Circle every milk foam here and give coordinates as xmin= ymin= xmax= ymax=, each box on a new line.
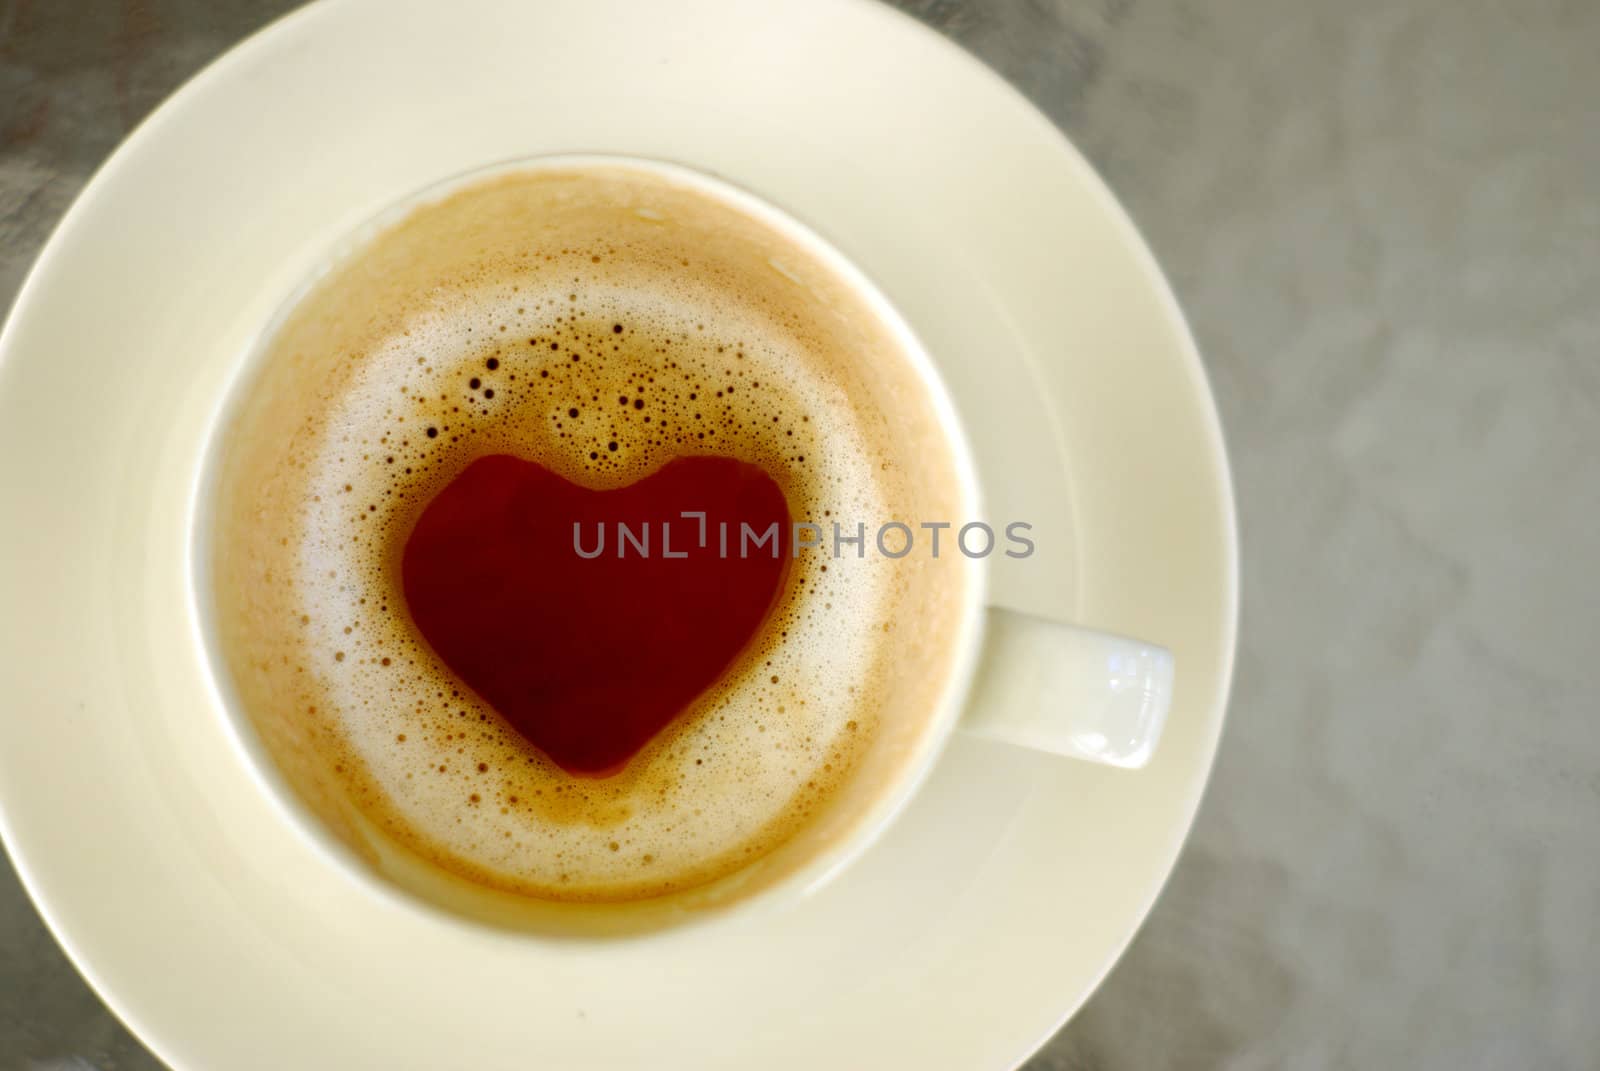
xmin=210 ymin=164 xmax=967 ymax=902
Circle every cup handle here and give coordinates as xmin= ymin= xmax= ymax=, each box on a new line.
xmin=957 ymin=607 xmax=1174 ymax=769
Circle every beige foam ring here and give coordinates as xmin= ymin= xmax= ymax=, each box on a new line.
xmin=210 ymin=164 xmax=967 ymax=903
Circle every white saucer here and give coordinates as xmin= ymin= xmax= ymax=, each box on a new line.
xmin=0 ymin=1 xmax=1237 ymax=1067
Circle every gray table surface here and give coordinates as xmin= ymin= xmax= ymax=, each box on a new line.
xmin=4 ymin=1 xmax=1598 ymax=1068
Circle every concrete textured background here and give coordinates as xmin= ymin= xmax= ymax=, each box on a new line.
xmin=3 ymin=1 xmax=1597 ymax=1068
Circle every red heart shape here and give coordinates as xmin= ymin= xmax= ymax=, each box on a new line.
xmin=401 ymin=454 xmax=790 ymax=774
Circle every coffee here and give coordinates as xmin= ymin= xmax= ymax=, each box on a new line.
xmin=402 ymin=454 xmax=791 ymax=775
xmin=208 ymin=162 xmax=968 ymax=904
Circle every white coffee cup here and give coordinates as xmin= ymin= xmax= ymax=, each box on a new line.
xmin=201 ymin=154 xmax=1174 ymax=932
